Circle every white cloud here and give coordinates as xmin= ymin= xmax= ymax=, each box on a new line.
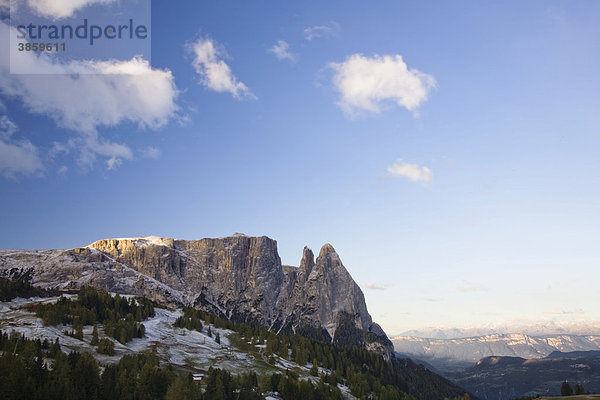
xmin=387 ymin=160 xmax=433 ymax=183
xmin=79 ymin=132 xmax=133 ymax=169
xmin=57 ymin=165 xmax=68 ymax=174
xmin=190 ymin=37 xmax=255 ymax=99
xmin=25 ymin=0 xmax=116 ymax=20
xmin=329 ymin=54 xmax=436 ymax=117
xmin=304 ymin=22 xmax=340 ymax=41
xmin=0 ymin=115 xmax=43 ymax=180
xmin=0 ymin=113 xmax=17 ymax=138
xmin=0 ymin=21 xmax=178 ymax=170
xmin=2 ymin=58 xmax=178 ymax=132
xmin=268 ymin=40 xmax=296 ymax=63
xmin=106 ymin=156 xmax=122 ymax=170
xmin=457 ymin=280 xmax=488 ymax=293
xmin=139 ymin=146 xmax=161 ymax=159
xmin=362 ymin=282 xmax=386 ymax=290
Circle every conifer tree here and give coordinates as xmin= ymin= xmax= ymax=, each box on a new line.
xmin=91 ymin=325 xmax=99 ymax=346
xmin=561 ymin=381 xmax=573 ymax=396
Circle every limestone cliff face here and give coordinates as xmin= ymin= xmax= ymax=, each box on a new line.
xmin=85 ymin=235 xmax=285 ymax=325
xmin=0 ymin=234 xmax=392 ymax=357
xmin=278 ymin=244 xmax=377 ymax=339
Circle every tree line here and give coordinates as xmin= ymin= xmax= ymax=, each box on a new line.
xmin=0 ymin=329 xmax=350 ymax=400
xmin=28 ymin=286 xmax=154 ymax=344
xmin=561 ymin=381 xmax=588 ymax=396
xmin=174 ymin=307 xmax=415 ymax=400
xmin=0 ymin=276 xmax=58 ymax=301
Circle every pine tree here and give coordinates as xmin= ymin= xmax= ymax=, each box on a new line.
xmin=91 ymin=325 xmax=99 ymax=346
xmin=165 ymin=374 xmax=198 ymax=400
xmin=215 ymin=332 xmax=221 ymax=344
xmin=97 ymin=338 xmax=115 ymax=356
xmin=74 ymin=323 xmax=84 ymax=340
xmin=50 ymin=337 xmax=61 ymax=357
xmin=310 ymin=363 xmax=319 ymax=376
xmin=561 ymin=381 xmax=573 ymax=396
xmin=297 ymin=346 xmax=307 ymax=366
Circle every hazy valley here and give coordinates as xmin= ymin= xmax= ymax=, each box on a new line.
xmin=392 ymin=330 xmax=600 ymax=399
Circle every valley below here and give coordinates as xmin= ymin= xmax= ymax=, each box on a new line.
xmin=393 ymin=332 xmax=600 ymax=400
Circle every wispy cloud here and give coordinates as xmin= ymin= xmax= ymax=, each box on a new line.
xmin=304 ymin=22 xmax=340 ymax=41
xmin=268 ymin=40 xmax=297 ymax=63
xmin=329 ymin=53 xmax=436 ymax=117
xmin=106 ymin=156 xmax=123 ymax=170
xmin=0 ymin=115 xmax=43 ymax=180
xmin=26 ymin=0 xmax=117 ymax=20
xmin=387 ymin=160 xmax=433 ymax=183
xmin=362 ymin=282 xmax=386 ymax=290
xmin=457 ymin=280 xmax=488 ymax=293
xmin=79 ymin=132 xmax=134 ymax=170
xmin=139 ymin=146 xmax=161 ymax=159
xmin=189 ymin=36 xmax=255 ymax=100
xmin=545 ymin=308 xmax=585 ymax=315
xmin=423 ymin=297 xmax=442 ymax=303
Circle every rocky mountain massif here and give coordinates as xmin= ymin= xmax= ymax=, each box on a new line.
xmin=0 ymin=234 xmax=392 ymax=356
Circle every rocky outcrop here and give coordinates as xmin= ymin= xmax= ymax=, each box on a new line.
xmin=278 ymin=243 xmax=386 ymax=340
xmin=0 ymin=234 xmax=393 ymax=357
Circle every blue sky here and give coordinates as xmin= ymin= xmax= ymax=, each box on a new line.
xmin=1 ymin=0 xmax=599 ymax=334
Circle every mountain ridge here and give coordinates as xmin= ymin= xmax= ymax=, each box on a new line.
xmin=392 ymin=332 xmax=600 ymax=372
xmin=398 ymin=322 xmax=600 ymax=339
xmin=0 ymin=234 xmax=393 ymax=358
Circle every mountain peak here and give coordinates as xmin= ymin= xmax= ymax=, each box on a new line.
xmin=0 ymin=234 xmax=392 ymax=358
xmin=318 ymin=243 xmax=337 ymax=256
xmin=299 ymin=246 xmax=315 ymax=278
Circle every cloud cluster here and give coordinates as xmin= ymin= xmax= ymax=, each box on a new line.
xmin=190 ymin=37 xmax=255 ymax=99
xmin=26 ymin=0 xmax=116 ymax=19
xmin=387 ymin=160 xmax=433 ymax=183
xmin=0 ymin=115 xmax=43 ymax=180
xmin=329 ymin=54 xmax=436 ymax=117
xmin=0 ymin=22 xmax=178 ymax=170
xmin=304 ymin=22 xmax=340 ymax=41
xmin=268 ymin=40 xmax=296 ymax=63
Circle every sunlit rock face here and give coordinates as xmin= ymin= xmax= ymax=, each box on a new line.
xmin=0 ymin=234 xmax=393 ymax=358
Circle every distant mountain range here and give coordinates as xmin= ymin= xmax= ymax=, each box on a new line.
xmin=391 ymin=333 xmax=600 ymax=372
xmin=393 ymin=328 xmax=600 ymax=400
xmin=399 ymin=323 xmax=600 ymax=339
